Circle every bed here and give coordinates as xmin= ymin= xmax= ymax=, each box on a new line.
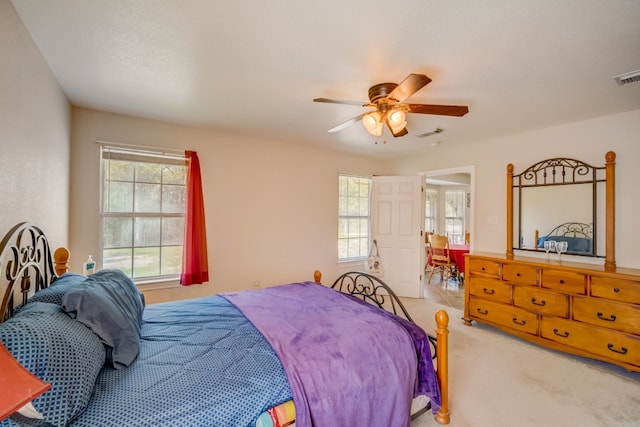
xmin=535 ymin=222 xmax=593 ymax=254
xmin=0 ymin=222 xmax=450 ymax=426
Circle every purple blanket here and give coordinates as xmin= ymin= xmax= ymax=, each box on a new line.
xmin=222 ymin=282 xmax=440 ymax=427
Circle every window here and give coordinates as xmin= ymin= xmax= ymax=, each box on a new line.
xmin=444 ymin=190 xmax=466 ymax=244
xmin=101 ymin=146 xmax=186 ymax=281
xmin=425 ymin=188 xmax=438 ymax=234
xmin=338 ymin=175 xmax=371 ymax=261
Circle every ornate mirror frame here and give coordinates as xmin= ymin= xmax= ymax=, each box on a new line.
xmin=506 ymin=151 xmax=616 ymax=271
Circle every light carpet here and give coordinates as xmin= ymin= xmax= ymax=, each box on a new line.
xmin=402 ymin=298 xmax=640 ymax=427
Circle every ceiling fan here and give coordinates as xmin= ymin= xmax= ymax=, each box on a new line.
xmin=313 ymin=73 xmax=469 ymax=138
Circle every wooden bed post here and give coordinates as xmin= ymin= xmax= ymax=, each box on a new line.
xmin=506 ymin=164 xmax=514 ymax=259
xmin=434 ymin=309 xmax=450 ymax=424
xmin=604 ymin=151 xmax=616 ymax=271
xmin=53 ymin=247 xmax=70 ymax=276
xmin=313 ymin=270 xmax=322 ymax=284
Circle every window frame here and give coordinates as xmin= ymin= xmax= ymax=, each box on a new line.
xmin=99 ymin=145 xmax=186 ymax=283
xmin=444 ymin=189 xmax=466 ymax=244
xmin=424 ymin=188 xmax=438 ymax=234
xmin=337 ymin=174 xmax=371 ymax=262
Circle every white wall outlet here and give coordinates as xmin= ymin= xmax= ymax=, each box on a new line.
xmin=488 ymin=215 xmax=498 ymax=225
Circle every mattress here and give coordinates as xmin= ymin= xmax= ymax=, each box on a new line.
xmin=69 ymin=295 xmax=292 ymax=426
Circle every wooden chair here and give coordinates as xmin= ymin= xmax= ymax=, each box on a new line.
xmin=424 ymin=231 xmax=434 ymax=272
xmin=428 ymin=234 xmax=457 ymax=288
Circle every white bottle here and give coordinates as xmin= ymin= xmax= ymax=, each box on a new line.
xmin=83 ymin=255 xmax=96 ymax=276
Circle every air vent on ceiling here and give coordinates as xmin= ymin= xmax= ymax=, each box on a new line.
xmin=417 ymin=128 xmax=444 ymax=138
xmin=613 ymin=69 xmax=640 ymax=86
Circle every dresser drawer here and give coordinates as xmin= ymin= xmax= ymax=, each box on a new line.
xmin=468 ymin=258 xmax=500 ymax=278
xmin=573 ymin=296 xmax=640 ymax=335
xmin=469 ymin=297 xmax=538 ymax=335
xmin=541 ymin=317 xmax=640 ymax=366
xmin=502 ymin=263 xmax=538 ymax=285
xmin=591 ymin=276 xmax=640 ymax=305
xmin=513 ymin=286 xmax=569 ymax=318
xmin=541 ymin=268 xmax=586 ymax=294
xmin=469 ymin=276 xmax=511 ymax=304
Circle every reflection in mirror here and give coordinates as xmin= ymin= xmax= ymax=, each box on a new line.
xmin=517 ymin=183 xmax=606 ymax=256
xmin=508 ymin=155 xmax=613 ymax=261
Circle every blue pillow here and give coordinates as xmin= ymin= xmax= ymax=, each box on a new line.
xmin=564 ymin=236 xmax=592 ymax=253
xmin=537 ymin=236 xmax=548 ymax=248
xmin=0 ymin=302 xmax=105 ymax=426
xmin=27 ymin=273 xmax=86 ymax=305
xmin=62 ymin=269 xmax=144 ymax=369
xmin=537 ymin=236 xmax=592 ymax=253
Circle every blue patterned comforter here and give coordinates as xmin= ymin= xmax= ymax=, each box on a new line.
xmin=70 ymin=295 xmax=292 ymax=427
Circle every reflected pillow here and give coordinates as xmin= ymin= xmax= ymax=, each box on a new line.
xmin=537 ymin=236 xmax=592 ymax=253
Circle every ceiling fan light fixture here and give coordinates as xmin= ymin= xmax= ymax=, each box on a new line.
xmin=362 ymin=111 xmax=383 ymax=136
xmin=387 ymin=109 xmax=406 ymax=125
xmin=386 ymin=109 xmax=407 ymax=134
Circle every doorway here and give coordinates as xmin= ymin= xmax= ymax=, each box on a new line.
xmin=421 ymin=165 xmax=475 ymax=309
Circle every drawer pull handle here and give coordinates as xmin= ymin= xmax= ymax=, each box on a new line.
xmin=607 ymin=343 xmax=628 ymax=355
xmin=553 ymin=328 xmax=569 ymax=338
xmin=512 ymin=317 xmax=526 ymax=326
xmin=613 ymin=287 xmax=620 ymax=293
xmin=516 ymin=273 xmax=521 ymax=277
xmin=597 ymin=312 xmax=617 ymax=322
xmin=483 ymin=288 xmax=495 ymax=295
xmin=481 ymin=267 xmax=486 ymax=271
xmin=531 ymin=298 xmax=546 ymax=306
xmin=559 ymin=279 xmax=565 ymax=284
xmin=476 ymin=308 xmax=488 ymax=315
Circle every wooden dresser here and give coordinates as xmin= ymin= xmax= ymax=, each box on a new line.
xmin=463 ymin=253 xmax=640 ymax=372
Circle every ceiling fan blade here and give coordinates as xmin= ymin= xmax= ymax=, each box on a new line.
xmin=388 ymin=74 xmax=432 ymax=103
xmin=313 ymin=98 xmax=366 ymax=107
xmin=327 ymin=113 xmax=365 ymax=133
xmin=406 ymin=103 xmax=469 ymax=116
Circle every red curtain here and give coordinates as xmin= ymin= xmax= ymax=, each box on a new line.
xmin=180 ymin=151 xmax=209 ymax=285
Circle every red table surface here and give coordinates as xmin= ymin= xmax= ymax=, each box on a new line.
xmin=427 ymin=244 xmax=470 ymax=273
xmin=448 ymin=244 xmax=470 ymax=273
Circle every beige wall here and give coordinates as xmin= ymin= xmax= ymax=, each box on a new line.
xmin=391 ymin=109 xmax=640 ymax=269
xmin=0 ymin=0 xmax=70 ymax=247
xmin=70 ymin=107 xmax=389 ymax=303
xmin=71 ymin=108 xmax=640 ymax=303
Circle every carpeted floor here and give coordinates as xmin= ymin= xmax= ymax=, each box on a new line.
xmin=403 ymin=295 xmax=640 ymax=427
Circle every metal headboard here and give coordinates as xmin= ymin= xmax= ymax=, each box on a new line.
xmin=330 ymin=271 xmax=438 ymax=359
xmin=331 ymin=271 xmax=414 ymax=321
xmin=0 ymin=222 xmax=58 ymax=322
xmin=545 ymin=222 xmax=593 ymax=239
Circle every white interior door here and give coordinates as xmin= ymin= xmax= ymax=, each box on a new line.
xmin=371 ymin=175 xmax=424 ymax=298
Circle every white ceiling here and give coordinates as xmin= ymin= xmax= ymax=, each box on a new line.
xmin=11 ymin=0 xmax=640 ymax=159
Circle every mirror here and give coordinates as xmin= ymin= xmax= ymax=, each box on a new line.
xmin=506 ymin=152 xmax=616 ymax=270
